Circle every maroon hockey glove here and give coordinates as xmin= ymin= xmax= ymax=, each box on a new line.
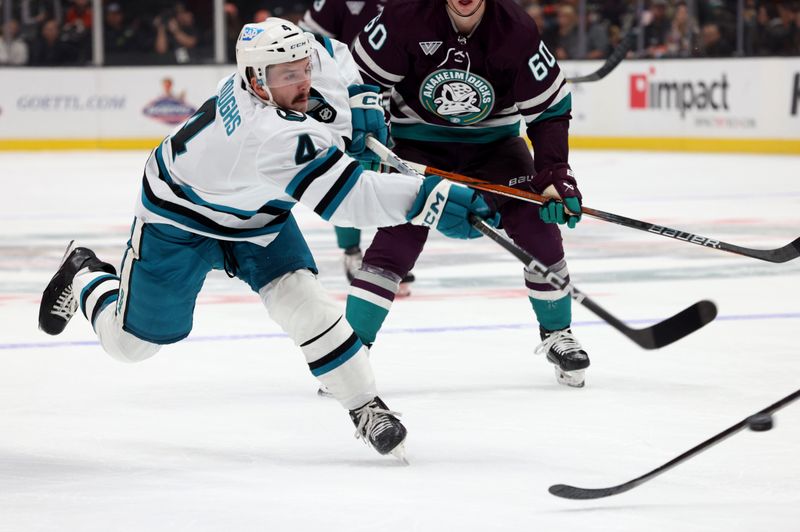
xmin=530 ymin=163 xmax=583 ymax=228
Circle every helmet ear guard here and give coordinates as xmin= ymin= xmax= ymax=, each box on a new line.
xmin=235 ymin=18 xmax=314 ymax=102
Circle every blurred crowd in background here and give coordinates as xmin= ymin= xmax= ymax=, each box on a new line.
xmin=0 ymin=0 xmax=798 ymax=66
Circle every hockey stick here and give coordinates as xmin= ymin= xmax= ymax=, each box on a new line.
xmin=367 ymin=138 xmax=717 ymax=349
xmin=365 ymin=137 xmax=800 ymax=264
xmin=566 ymin=28 xmax=637 ymax=83
xmin=549 ymin=387 xmax=800 ymax=500
xmin=468 ymin=214 xmax=716 ymax=349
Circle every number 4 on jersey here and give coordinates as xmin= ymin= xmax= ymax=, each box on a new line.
xmin=171 ymin=98 xmax=217 ymax=159
xmin=295 ymin=134 xmax=316 ymax=164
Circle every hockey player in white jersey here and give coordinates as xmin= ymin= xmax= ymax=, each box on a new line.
xmin=38 ymin=18 xmax=497 ymax=461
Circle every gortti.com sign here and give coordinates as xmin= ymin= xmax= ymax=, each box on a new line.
xmin=16 ymin=94 xmax=126 ymax=111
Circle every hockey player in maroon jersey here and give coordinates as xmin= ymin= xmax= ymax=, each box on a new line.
xmin=301 ymin=0 xmax=416 ymax=295
xmin=347 ymin=0 xmax=591 ymax=387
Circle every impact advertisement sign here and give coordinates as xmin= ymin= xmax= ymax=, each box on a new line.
xmin=566 ymin=57 xmax=800 ymax=142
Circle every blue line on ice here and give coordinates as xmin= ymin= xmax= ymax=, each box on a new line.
xmin=4 ymin=312 xmax=799 ymax=351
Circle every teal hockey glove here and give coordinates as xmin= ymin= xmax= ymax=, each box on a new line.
xmin=407 ymin=176 xmax=499 ymax=239
xmin=348 ymin=84 xmax=387 ymax=157
xmin=540 ymin=197 xmax=582 ymax=228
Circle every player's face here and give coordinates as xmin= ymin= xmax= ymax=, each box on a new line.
xmin=266 ymin=58 xmax=312 ymax=112
xmin=446 ymin=0 xmax=485 ymax=18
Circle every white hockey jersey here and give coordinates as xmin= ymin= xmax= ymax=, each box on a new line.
xmin=135 ymin=36 xmax=419 ymax=247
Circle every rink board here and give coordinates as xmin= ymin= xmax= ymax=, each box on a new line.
xmin=0 ymin=58 xmax=798 ymax=153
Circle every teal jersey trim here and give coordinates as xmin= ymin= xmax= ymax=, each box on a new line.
xmin=311 ymin=33 xmax=335 ymax=58
xmin=140 ymin=190 xmax=286 ymax=239
xmin=391 ymin=122 xmax=521 ymax=144
xmin=265 ymin=199 xmax=296 ymax=211
xmin=155 ymin=146 xmax=289 ymax=218
xmin=532 ymin=93 xmax=572 ymax=124
xmin=92 ymin=293 xmax=119 ymax=327
xmin=321 ymin=35 xmax=334 ymax=57
xmin=79 ymin=274 xmax=118 ymax=317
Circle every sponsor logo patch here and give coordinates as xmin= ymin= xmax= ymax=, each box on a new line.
xmin=240 ymin=26 xmax=264 ymax=41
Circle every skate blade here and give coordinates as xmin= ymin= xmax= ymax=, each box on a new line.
xmin=60 ymin=240 xmax=77 ymax=264
xmin=555 ymin=367 xmax=585 ymax=388
xmin=390 ymin=441 xmax=410 ymax=465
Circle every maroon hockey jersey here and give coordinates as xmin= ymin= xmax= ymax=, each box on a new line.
xmin=351 ymin=0 xmax=572 ymax=166
xmin=301 ymin=0 xmax=388 ymax=45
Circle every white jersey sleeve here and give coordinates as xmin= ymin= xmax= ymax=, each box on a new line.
xmin=136 ymin=73 xmax=418 ymax=246
xmin=255 ymin=107 xmax=418 ymax=228
xmin=328 ymin=36 xmax=362 ymax=87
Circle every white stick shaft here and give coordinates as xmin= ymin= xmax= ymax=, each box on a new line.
xmin=365 ymin=136 xmax=427 ymax=177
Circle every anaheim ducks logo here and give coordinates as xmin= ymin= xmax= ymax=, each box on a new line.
xmin=419 ymin=69 xmax=494 ymax=125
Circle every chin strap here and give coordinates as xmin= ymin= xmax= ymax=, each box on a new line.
xmin=243 ymin=75 xmax=275 ymax=106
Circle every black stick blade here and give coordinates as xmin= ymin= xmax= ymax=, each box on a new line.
xmin=766 ymin=236 xmax=800 ymax=263
xmin=549 ymin=482 xmax=636 ymax=500
xmin=631 ymin=300 xmax=717 ymax=349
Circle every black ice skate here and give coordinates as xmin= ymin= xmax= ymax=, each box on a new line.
xmin=536 ymin=326 xmax=591 ymax=388
xmin=349 ymin=396 xmax=408 ymax=463
xmin=38 ymin=241 xmax=116 ymax=335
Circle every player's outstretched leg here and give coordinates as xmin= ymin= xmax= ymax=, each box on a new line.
xmin=535 ymin=326 xmax=590 ymax=388
xmin=39 ymin=241 xmax=116 ymax=335
xmin=350 ymin=396 xmax=407 ymax=461
xmin=262 ymin=269 xmax=408 ymax=460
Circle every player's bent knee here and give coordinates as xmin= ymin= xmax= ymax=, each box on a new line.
xmin=260 ymin=269 xmax=343 ymax=346
xmin=99 ymin=329 xmax=160 ymax=363
xmin=94 ymin=305 xmax=161 ymax=363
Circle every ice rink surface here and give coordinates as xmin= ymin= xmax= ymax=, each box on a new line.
xmin=1 ymin=149 xmax=799 ymax=532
